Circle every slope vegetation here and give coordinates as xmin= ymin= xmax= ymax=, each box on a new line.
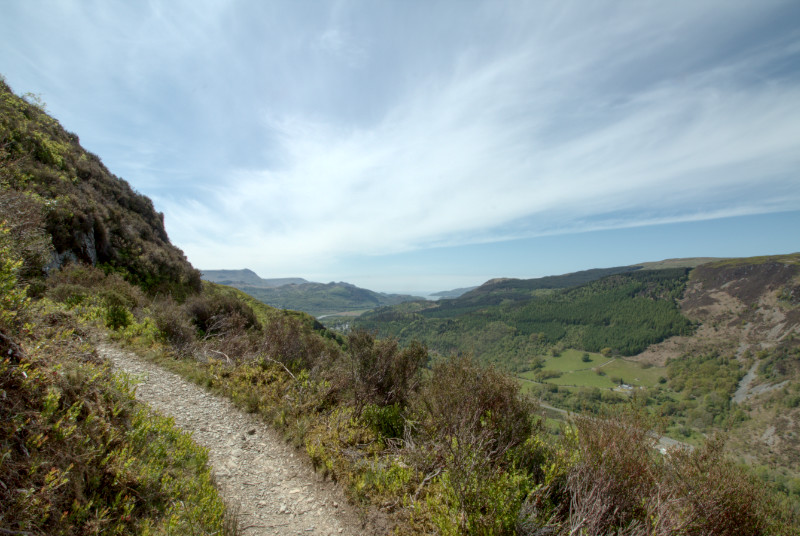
xmin=0 ymin=79 xmax=200 ymax=297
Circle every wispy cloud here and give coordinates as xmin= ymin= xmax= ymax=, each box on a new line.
xmin=161 ymin=1 xmax=800 ymax=273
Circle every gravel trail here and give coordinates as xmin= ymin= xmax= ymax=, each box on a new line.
xmin=99 ymin=343 xmax=371 ymax=536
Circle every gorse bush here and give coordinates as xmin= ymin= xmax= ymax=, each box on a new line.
xmin=0 ymin=223 xmax=28 ymax=330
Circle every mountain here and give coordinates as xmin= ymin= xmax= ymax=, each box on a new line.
xmin=202 ymin=268 xmax=308 ymax=288
xmin=201 ymin=270 xmax=424 ymax=317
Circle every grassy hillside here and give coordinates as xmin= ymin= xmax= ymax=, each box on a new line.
xmin=0 ymin=78 xmax=200 ymax=298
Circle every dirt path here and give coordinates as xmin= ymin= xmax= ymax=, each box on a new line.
xmin=98 ymin=343 xmax=372 ymax=536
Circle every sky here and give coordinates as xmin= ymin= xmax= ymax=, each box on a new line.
xmin=2 ymin=1 xmax=799 ymax=294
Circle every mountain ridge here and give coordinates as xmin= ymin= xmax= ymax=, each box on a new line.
xmin=200 ymin=268 xmax=424 ymax=317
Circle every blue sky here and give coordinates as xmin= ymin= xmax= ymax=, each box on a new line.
xmin=2 ymin=1 xmax=799 ymax=293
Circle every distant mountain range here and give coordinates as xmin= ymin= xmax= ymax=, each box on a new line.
xmin=201 ymin=269 xmax=423 ymax=317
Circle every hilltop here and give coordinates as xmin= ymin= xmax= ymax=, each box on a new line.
xmin=202 ymin=268 xmax=308 ymax=288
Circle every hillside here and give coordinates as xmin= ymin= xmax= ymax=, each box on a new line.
xmin=0 ymin=80 xmax=200 ymax=297
xmin=355 ymin=266 xmax=694 ymax=369
xmin=632 ymin=254 xmax=800 ymax=491
xmin=430 ymin=286 xmax=478 ymax=299
xmin=0 ymin=80 xmax=231 ymax=534
xmin=356 ymin=253 xmax=800 ymax=504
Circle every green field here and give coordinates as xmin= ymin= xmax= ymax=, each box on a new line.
xmin=518 ymin=349 xmax=666 ymax=390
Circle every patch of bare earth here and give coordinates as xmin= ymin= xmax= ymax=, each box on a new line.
xmin=99 ymin=343 xmax=378 ymax=536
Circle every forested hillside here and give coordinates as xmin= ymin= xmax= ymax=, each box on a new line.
xmin=356 ymin=268 xmax=694 ymax=369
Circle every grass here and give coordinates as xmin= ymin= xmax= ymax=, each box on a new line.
xmin=518 ymin=349 xmax=666 ymax=390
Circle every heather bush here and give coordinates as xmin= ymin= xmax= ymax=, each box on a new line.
xmin=410 ymin=355 xmax=540 ymax=534
xmin=521 ymin=406 xmax=790 ymax=536
xmin=561 ymin=406 xmax=662 ymax=535
xmin=259 ymin=312 xmax=339 ymax=374
xmin=346 ymin=330 xmax=427 ymax=412
xmin=654 ymin=435 xmax=784 ymax=535
xmin=184 ymin=292 xmax=260 ymax=337
xmin=151 ymin=297 xmax=195 ymax=351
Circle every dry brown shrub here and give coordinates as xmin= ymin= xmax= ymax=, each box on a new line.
xmin=652 ymin=435 xmax=783 ymax=536
xmin=151 ymin=297 xmax=196 ymax=352
xmin=259 ymin=313 xmax=341 ymax=376
xmin=563 ymin=407 xmax=662 ymax=535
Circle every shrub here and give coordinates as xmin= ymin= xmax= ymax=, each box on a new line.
xmin=254 ymin=313 xmax=342 ymax=381
xmin=524 ymin=405 xmax=790 ymax=536
xmin=654 ymin=435 xmax=783 ymax=535
xmin=411 ymin=355 xmax=539 ymax=534
xmin=0 ymin=223 xmax=29 ymax=329
xmin=346 ymin=330 xmax=427 ymax=411
xmin=151 ymin=297 xmax=195 ymax=351
xmin=184 ymin=292 xmax=260 ymax=337
xmin=362 ymin=402 xmax=405 ymax=439
xmin=561 ymin=406 xmax=662 ymax=534
xmin=0 ymin=189 xmax=52 ymax=282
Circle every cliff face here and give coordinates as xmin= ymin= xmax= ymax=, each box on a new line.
xmin=0 ymin=80 xmax=200 ymax=297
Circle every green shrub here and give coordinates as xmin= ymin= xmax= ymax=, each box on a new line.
xmin=362 ymin=402 xmax=405 ymax=439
